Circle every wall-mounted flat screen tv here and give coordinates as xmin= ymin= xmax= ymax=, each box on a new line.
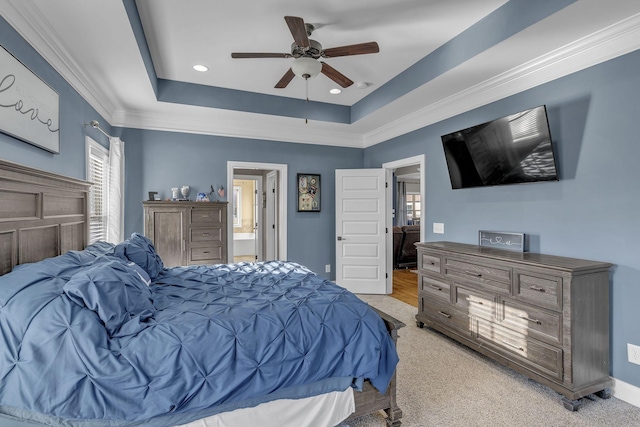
xmin=441 ymin=105 xmax=558 ymax=189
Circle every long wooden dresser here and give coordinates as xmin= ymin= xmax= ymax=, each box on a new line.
xmin=143 ymin=201 xmax=227 ymax=267
xmin=415 ymin=241 xmax=612 ymax=411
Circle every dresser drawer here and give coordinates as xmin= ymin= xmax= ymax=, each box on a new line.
xmin=502 ymin=300 xmax=562 ymax=345
xmin=514 ymin=270 xmax=562 ymax=311
xmin=190 ymin=208 xmax=223 ymax=225
xmin=189 ymin=246 xmax=224 ymax=263
xmin=419 ymin=253 xmax=441 ymax=273
xmin=421 ymin=297 xmax=472 ymax=339
xmin=477 ymin=319 xmax=563 ymax=382
xmin=455 ymin=286 xmax=496 ymax=321
xmin=445 ymin=257 xmax=511 ymax=293
xmin=190 ymin=227 xmax=222 ymax=243
xmin=420 ymin=274 xmax=450 ymax=301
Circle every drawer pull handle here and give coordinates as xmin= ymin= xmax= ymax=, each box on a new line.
xmin=202 ymin=251 xmax=210 ymax=254
xmin=502 ymin=340 xmax=524 ymax=352
xmin=201 ymin=215 xmax=210 ymax=218
xmin=430 ymin=284 xmax=442 ymax=291
xmin=437 ymin=311 xmax=452 ymax=319
xmin=202 ymin=233 xmax=210 ymax=237
xmin=466 ymin=271 xmax=482 ymax=277
xmin=530 ymin=286 xmax=546 ymax=292
xmin=430 ymin=262 xmax=435 ymax=265
xmin=470 ymin=300 xmax=484 ymax=306
xmin=519 ymin=316 xmax=542 ymax=325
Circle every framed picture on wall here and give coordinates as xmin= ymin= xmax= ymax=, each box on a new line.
xmin=297 ymin=173 xmax=320 ymax=212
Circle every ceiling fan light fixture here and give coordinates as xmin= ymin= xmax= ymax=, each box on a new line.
xmin=329 ymin=88 xmax=342 ymax=94
xmin=291 ymin=57 xmax=321 ymax=79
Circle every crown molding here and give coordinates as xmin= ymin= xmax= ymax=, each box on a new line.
xmin=112 ymin=109 xmax=366 ymax=148
xmin=1 ymin=0 xmax=119 ymax=122
xmin=362 ymin=12 xmax=640 ymax=147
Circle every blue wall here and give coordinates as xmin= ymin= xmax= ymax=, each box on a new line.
xmin=120 ymin=127 xmax=363 ymax=277
xmin=364 ymin=49 xmax=640 ymax=388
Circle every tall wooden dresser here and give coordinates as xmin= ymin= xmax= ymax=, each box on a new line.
xmin=415 ymin=241 xmax=612 ymax=410
xmin=143 ymin=201 xmax=227 ymax=267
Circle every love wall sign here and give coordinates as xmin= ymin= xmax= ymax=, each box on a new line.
xmin=479 ymin=230 xmax=525 ymax=252
xmin=0 ymin=45 xmax=59 ymax=153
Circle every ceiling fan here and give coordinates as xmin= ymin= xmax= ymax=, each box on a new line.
xmin=231 ymin=16 xmax=379 ymax=89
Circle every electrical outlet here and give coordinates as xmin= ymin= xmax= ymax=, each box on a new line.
xmin=325 ymin=264 xmax=331 ymax=273
xmin=628 ymin=343 xmax=640 ymax=365
xmin=433 ymin=222 xmax=445 ymax=234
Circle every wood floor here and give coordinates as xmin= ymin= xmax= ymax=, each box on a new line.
xmin=391 ymin=268 xmax=418 ymax=307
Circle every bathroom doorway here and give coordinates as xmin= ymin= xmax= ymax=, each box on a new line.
xmin=232 ymin=175 xmax=263 ymax=262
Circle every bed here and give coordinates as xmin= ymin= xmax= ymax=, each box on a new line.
xmin=0 ymin=159 xmax=403 ymax=427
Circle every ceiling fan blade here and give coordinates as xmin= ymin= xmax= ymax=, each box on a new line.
xmin=285 ymin=16 xmax=309 ymax=48
xmin=275 ymin=68 xmax=296 ymax=88
xmin=231 ymin=52 xmax=291 ymax=59
xmin=322 ymin=42 xmax=379 ymax=58
xmin=321 ymin=63 xmax=354 ymax=88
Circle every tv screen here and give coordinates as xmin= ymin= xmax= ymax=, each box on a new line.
xmin=441 ymin=105 xmax=558 ymax=189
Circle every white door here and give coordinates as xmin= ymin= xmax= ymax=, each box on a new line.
xmin=265 ymin=170 xmax=277 ymax=260
xmin=335 ymin=169 xmax=391 ymax=294
xmin=252 ymin=180 xmax=262 ymax=261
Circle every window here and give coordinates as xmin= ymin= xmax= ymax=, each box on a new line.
xmin=406 ymin=194 xmax=421 ymax=224
xmin=86 ymin=138 xmax=108 ymax=244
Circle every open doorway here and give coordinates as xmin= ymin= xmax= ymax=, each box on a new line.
xmin=227 ymin=162 xmax=288 ymax=263
xmin=232 ymin=175 xmax=263 ymax=262
xmin=383 ymin=155 xmax=425 ymax=300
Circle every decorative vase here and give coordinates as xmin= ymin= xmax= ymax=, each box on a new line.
xmin=181 ymin=186 xmax=191 ymax=200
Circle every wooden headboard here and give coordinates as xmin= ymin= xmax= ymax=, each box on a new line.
xmin=0 ymin=158 xmax=90 ymax=275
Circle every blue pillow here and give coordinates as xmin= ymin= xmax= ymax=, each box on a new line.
xmin=63 ymin=257 xmax=155 ymax=337
xmin=83 ymin=240 xmax=116 ymax=257
xmin=113 ymin=233 xmax=164 ymax=280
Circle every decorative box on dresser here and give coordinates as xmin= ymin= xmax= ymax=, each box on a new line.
xmin=143 ymin=201 xmax=227 ymax=267
xmin=415 ymin=241 xmax=612 ymax=411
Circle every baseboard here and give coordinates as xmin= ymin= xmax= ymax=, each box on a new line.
xmin=613 ymin=377 xmax=640 ymax=408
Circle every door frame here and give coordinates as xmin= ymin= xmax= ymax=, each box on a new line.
xmin=227 ymin=161 xmax=288 ymax=262
xmin=383 ymin=154 xmax=426 ymax=240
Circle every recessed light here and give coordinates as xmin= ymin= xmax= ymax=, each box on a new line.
xmin=193 ymin=64 xmax=208 ymax=72
xmin=356 ymin=82 xmax=370 ymax=89
xmin=329 ymin=88 xmax=342 ymax=94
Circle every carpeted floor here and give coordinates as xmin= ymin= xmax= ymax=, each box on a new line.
xmin=339 ymin=295 xmax=640 ymax=427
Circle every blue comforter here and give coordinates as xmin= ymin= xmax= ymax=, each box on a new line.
xmin=0 ymin=235 xmax=398 ymax=426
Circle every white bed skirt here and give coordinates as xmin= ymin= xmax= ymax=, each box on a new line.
xmin=177 ymin=388 xmax=355 ymax=427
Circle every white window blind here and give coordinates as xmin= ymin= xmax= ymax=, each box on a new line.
xmin=87 ymin=138 xmax=109 ymax=244
xmin=508 ymin=108 xmax=543 ymax=144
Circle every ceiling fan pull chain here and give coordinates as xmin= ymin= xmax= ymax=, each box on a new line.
xmin=305 ymin=76 xmax=309 ymax=124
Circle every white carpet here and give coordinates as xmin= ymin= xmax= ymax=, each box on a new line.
xmin=339 ymin=295 xmax=640 ymax=427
